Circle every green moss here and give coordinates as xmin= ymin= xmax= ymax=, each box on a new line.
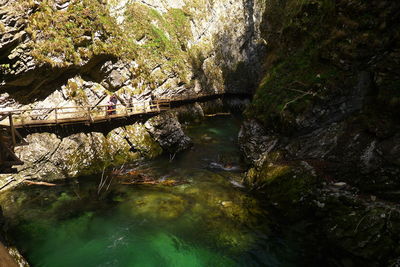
xmin=0 ymin=22 xmax=5 ymax=33
xmin=14 ymin=0 xmax=203 ymax=93
xmin=24 ymin=0 xmax=204 ymax=67
xmin=247 ymin=0 xmax=399 ymax=131
xmin=130 ymin=192 xmax=188 ymax=220
xmin=26 ymin=0 xmax=123 ymax=66
xmin=64 ymin=78 xmax=90 ymax=105
xmin=122 ymin=3 xmax=192 ymax=83
xmin=246 ymin=41 xmax=343 ymax=131
xmin=245 ymin=154 xmax=318 ymax=207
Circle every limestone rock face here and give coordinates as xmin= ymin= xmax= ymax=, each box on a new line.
xmin=145 ymin=112 xmax=192 ymax=154
xmin=0 ymin=123 xmax=162 ymax=184
xmin=236 ymin=1 xmax=400 ymax=264
xmin=0 ymin=0 xmax=265 ymax=185
xmin=238 ymin=120 xmax=278 ymax=165
xmin=240 ymin=0 xmax=400 ymax=201
xmin=0 ymin=1 xmax=36 ymax=89
xmin=0 ymin=0 xmax=266 ymax=104
xmin=107 ymin=124 xmax=162 ymax=160
xmin=240 ymin=118 xmax=400 ymax=200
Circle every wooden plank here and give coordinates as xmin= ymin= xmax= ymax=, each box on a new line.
xmin=0 ymin=114 xmax=7 ymax=121
xmin=0 ymin=141 xmax=22 ymax=164
xmin=87 ymin=107 xmax=92 ymax=123
xmin=0 ymin=94 xmax=234 ymax=129
xmin=55 ymin=108 xmax=58 ymax=124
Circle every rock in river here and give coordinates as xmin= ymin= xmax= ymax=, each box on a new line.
xmin=145 ymin=112 xmax=193 ymax=154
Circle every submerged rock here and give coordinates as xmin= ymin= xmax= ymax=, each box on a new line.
xmin=130 ymin=192 xmax=188 ymax=221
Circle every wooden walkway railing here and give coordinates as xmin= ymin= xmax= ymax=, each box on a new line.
xmin=0 ymin=92 xmax=224 ymax=129
xmin=0 ymin=113 xmax=24 ymax=173
xmin=0 ymin=92 xmax=226 ymax=173
xmin=0 ymin=99 xmax=170 ymax=128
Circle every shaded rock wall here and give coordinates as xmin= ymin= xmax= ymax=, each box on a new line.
xmin=241 ymin=0 xmax=400 ymax=200
xmin=239 ymin=0 xmax=400 ymax=265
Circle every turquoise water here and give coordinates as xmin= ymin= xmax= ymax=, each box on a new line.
xmin=0 ymin=117 xmax=304 ymax=267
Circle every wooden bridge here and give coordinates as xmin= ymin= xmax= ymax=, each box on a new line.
xmin=0 ymin=113 xmax=24 ymax=173
xmin=0 ymin=98 xmax=171 ymax=129
xmin=0 ymin=93 xmax=225 ymax=173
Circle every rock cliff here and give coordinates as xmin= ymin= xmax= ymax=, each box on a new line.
xmin=0 ymin=0 xmax=266 ymax=184
xmin=239 ymin=0 xmax=400 ymax=265
xmin=1 ymin=0 xmax=400 ymax=264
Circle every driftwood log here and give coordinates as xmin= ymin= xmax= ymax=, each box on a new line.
xmin=112 ymin=169 xmax=186 ymax=186
xmin=23 ymin=180 xmax=57 ymax=186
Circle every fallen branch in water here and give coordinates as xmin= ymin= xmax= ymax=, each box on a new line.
xmin=169 ymin=153 xmax=176 ymax=162
xmin=120 ymin=179 xmax=185 ymax=186
xmin=205 ymin=112 xmax=231 ymax=117
xmin=112 ymin=168 xmax=187 ymax=186
xmin=98 ymin=167 xmax=108 ymax=195
xmin=23 ymin=180 xmax=57 ymax=186
xmin=0 ymin=177 xmax=15 ymax=191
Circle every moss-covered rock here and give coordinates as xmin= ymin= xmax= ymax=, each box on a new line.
xmin=247 ymin=0 xmax=400 ymax=133
xmin=106 ymin=123 xmax=162 ymax=162
xmin=129 ymin=191 xmax=188 ymax=220
xmin=244 ymin=153 xmax=319 ymax=210
xmin=0 ymin=122 xmax=162 ymax=185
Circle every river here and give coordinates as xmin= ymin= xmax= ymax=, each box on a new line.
xmin=0 ymin=116 xmax=310 ymax=267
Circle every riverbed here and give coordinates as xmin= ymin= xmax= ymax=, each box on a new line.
xmin=0 ymin=116 xmax=308 ymax=266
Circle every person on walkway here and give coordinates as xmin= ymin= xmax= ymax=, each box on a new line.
xmin=107 ymin=94 xmax=118 ymax=115
xmin=127 ymin=97 xmax=133 ymax=112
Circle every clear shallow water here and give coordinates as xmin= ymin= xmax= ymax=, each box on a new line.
xmin=0 ymin=116 xmax=304 ymax=267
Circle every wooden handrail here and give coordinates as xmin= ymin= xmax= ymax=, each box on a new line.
xmin=0 ymin=93 xmax=224 ymax=128
xmin=0 ymin=94 xmax=213 ymax=114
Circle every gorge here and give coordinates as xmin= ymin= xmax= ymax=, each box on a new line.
xmin=0 ymin=0 xmax=399 ymax=266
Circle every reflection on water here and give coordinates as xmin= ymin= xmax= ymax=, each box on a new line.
xmin=0 ymin=116 xmax=302 ymax=267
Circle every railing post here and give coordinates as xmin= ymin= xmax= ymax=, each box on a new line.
xmin=8 ymin=113 xmax=16 ymax=147
xmin=21 ymin=111 xmax=25 ymax=127
xmin=106 ymin=106 xmax=110 ymax=121
xmin=55 ymin=108 xmax=58 ymax=124
xmin=87 ymin=107 xmax=92 ymax=123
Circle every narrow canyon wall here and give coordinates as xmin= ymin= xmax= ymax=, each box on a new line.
xmin=0 ymin=0 xmax=266 ymax=185
xmin=239 ymin=1 xmax=400 ymax=265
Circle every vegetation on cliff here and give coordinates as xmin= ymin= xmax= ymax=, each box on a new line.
xmin=240 ymin=1 xmax=400 ymax=264
xmin=247 ymin=0 xmax=400 ymax=132
xmin=24 ymin=0 xmax=193 ymax=79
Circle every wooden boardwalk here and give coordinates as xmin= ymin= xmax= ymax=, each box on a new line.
xmin=0 ymin=99 xmax=171 ymax=129
xmin=0 ymin=114 xmax=24 ymax=173
xmin=0 ymin=93 xmax=223 ymax=129
xmin=0 ymin=93 xmax=224 ymax=173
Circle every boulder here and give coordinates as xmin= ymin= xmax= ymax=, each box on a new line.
xmin=238 ymin=119 xmax=278 ymax=164
xmin=145 ymin=112 xmax=192 ymax=154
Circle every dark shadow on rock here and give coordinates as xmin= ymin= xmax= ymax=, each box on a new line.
xmin=1 ymin=54 xmax=118 ymax=104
